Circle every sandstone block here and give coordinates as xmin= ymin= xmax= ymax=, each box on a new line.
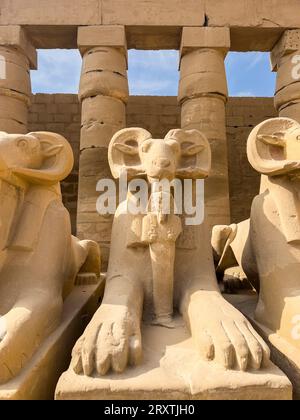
xmin=180 ymin=49 xmax=227 ymax=79
xmin=0 ymin=0 xmax=101 ymax=26
xmin=271 ymin=29 xmax=300 ymax=71
xmin=0 ymin=47 xmax=31 ymax=97
xmin=279 ymin=102 xmax=300 ymax=123
xmin=102 ymin=0 xmax=205 ymax=26
xmin=180 ymin=27 xmax=230 ymax=58
xmin=0 ymin=96 xmax=28 ymax=124
xmin=81 ymin=95 xmax=126 ymax=127
xmin=56 ymin=315 xmax=292 ymax=400
xmin=274 ymin=82 xmax=300 ymax=111
xmin=275 ymin=53 xmax=300 ymax=93
xmin=80 ymin=123 xmax=122 ymax=149
xmin=0 ymin=117 xmax=26 ymax=134
xmin=0 ymin=282 xmax=104 ymax=400
xmin=226 ymin=294 xmax=300 ymax=400
xmin=178 ymin=73 xmax=228 ymax=104
xmin=81 ymin=47 xmax=127 ymax=77
xmin=78 ymin=25 xmax=127 ymax=56
xmin=79 ymin=71 xmax=129 ymax=104
xmin=0 ymin=26 xmax=37 ymax=69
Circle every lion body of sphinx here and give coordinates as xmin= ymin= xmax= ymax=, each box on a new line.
xmin=0 ymin=131 xmax=100 ymax=385
xmin=212 ymin=117 xmax=300 ymax=350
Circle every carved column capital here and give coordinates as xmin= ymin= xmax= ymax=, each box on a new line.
xmin=179 ymin=27 xmax=230 ymax=64
xmin=0 ymin=25 xmax=37 ymax=70
xmin=271 ymin=29 xmax=300 ymax=72
xmin=77 ymin=25 xmax=127 ymax=61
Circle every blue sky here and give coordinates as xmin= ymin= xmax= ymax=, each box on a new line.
xmin=31 ymin=49 xmax=276 ymax=97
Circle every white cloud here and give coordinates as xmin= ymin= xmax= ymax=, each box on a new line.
xmin=128 ymin=50 xmax=179 ymax=95
xmin=234 ymin=91 xmax=256 ymax=97
xmin=31 ymin=50 xmax=82 ymax=94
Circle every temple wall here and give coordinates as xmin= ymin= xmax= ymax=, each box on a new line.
xmin=28 ymin=94 xmax=276 ymax=234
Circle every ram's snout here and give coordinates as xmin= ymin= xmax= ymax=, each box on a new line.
xmin=154 ymin=158 xmax=171 ymax=169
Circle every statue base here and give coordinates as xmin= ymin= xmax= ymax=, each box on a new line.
xmin=0 ymin=279 xmax=104 ymax=400
xmin=55 ymin=315 xmax=291 ymax=400
xmin=225 ymin=293 xmax=300 ymax=400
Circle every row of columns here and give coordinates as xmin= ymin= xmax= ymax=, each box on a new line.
xmin=1 ymin=25 xmax=298 ymax=268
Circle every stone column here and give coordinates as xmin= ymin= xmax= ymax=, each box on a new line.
xmin=271 ymin=29 xmax=300 ymax=124
xmin=178 ymin=27 xmax=231 ymax=231
xmin=0 ymin=26 xmax=36 ymax=134
xmin=77 ymin=26 xmax=129 ymax=268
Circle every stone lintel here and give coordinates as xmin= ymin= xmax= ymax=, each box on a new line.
xmin=271 ymin=29 xmax=300 ymax=72
xmin=180 ymin=27 xmax=230 ymax=62
xmin=0 ymin=25 xmax=37 ymax=69
xmin=77 ymin=25 xmax=127 ymax=57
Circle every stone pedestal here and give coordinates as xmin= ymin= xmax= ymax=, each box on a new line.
xmin=272 ymin=29 xmax=300 ymax=123
xmin=55 ymin=315 xmax=291 ymax=400
xmin=0 ymin=26 xmax=36 ymax=134
xmin=226 ymin=293 xmax=300 ymax=400
xmin=77 ymin=26 xmax=129 ymax=269
xmin=0 ymin=280 xmax=104 ymax=400
xmin=178 ymin=27 xmax=231 ymax=231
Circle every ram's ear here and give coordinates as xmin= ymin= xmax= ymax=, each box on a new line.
xmin=181 ymin=143 xmax=205 ymax=156
xmin=257 ymin=133 xmax=285 ymax=147
xmin=12 ymin=132 xmax=74 ymax=184
xmin=108 ymin=127 xmax=152 ymax=179
xmin=165 ymin=129 xmax=211 ymax=179
xmin=247 ymin=118 xmax=300 ymax=176
xmin=113 ymin=143 xmax=139 ymax=156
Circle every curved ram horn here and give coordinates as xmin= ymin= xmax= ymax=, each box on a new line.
xmin=108 ymin=127 xmax=152 ymax=179
xmin=12 ymin=131 xmax=74 ymax=184
xmin=247 ymin=118 xmax=300 ymax=176
xmin=165 ymin=129 xmax=211 ymax=179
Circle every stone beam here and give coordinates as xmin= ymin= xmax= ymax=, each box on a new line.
xmin=1 ymin=0 xmax=299 ymax=28
xmin=0 ymin=26 xmax=37 ymax=69
xmin=0 ymin=1 xmax=298 ymax=50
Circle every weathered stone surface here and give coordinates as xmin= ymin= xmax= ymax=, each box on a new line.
xmin=56 ymin=315 xmax=291 ymax=400
xmin=78 ymin=25 xmax=127 ymax=55
xmin=205 ymin=0 xmax=300 ymax=28
xmin=179 ymin=50 xmax=228 ymax=103
xmin=179 ymin=44 xmax=230 ymax=228
xmin=0 ymin=1 xmax=299 ymax=52
xmin=80 ymin=47 xmax=127 ymax=76
xmin=180 ymin=27 xmax=230 ymax=58
xmin=102 ymin=0 xmax=205 ymax=26
xmin=0 ymin=25 xmax=37 ymax=69
xmin=0 ymin=131 xmax=101 ymax=388
xmin=80 ymin=123 xmax=123 ymax=150
xmin=81 ymin=95 xmax=126 ymax=127
xmin=78 ymin=47 xmax=129 ymax=103
xmin=273 ymin=30 xmax=300 ymax=120
xmin=182 ymin=97 xmax=230 ymax=228
xmin=279 ymin=102 xmax=300 ymax=121
xmin=0 ymin=117 xmax=27 ymax=134
xmin=0 ymin=282 xmax=104 ymax=400
xmin=0 ymin=90 xmax=29 ymax=123
xmin=275 ymin=83 xmax=300 ymax=111
xmin=226 ymin=294 xmax=300 ymax=400
xmin=271 ymin=29 xmax=300 ymax=71
xmin=275 ymin=54 xmax=300 ymax=94
xmin=0 ymin=47 xmax=31 ymax=97
xmin=0 ymin=0 xmax=101 ymax=25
